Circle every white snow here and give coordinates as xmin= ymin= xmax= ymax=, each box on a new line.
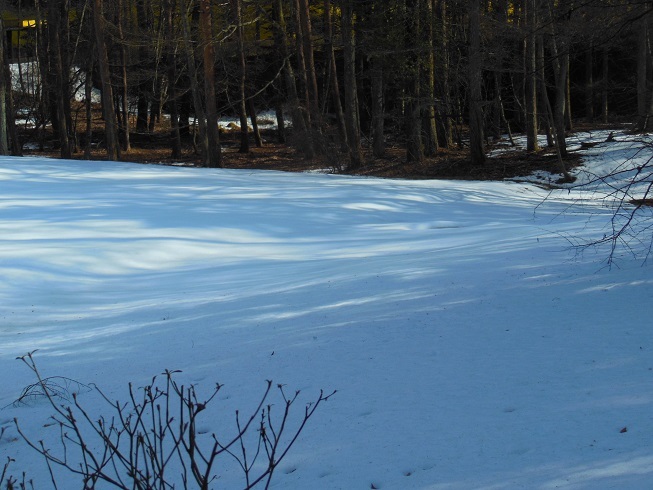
xmin=0 ymin=131 xmax=652 ymax=489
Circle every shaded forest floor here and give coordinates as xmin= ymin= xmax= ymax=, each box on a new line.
xmin=18 ymin=117 xmax=626 ymax=182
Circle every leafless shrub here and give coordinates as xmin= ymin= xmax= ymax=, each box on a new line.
xmin=12 ymin=351 xmax=335 ymax=489
xmin=570 ymin=136 xmax=653 ymax=265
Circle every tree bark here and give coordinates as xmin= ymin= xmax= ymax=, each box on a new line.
xmin=92 ymin=0 xmax=120 ymax=160
xmin=181 ymin=0 xmax=209 ymax=162
xmin=293 ymin=0 xmax=311 ymax=126
xmin=199 ymin=0 xmax=222 ymax=167
xmin=602 ymin=46 xmax=609 ymax=124
xmin=341 ymin=0 xmax=363 ymax=169
xmin=637 ymin=9 xmax=648 ymax=130
xmin=469 ymin=0 xmax=485 ymax=165
xmin=585 ymin=41 xmax=594 ymax=122
xmin=525 ymin=0 xmax=538 ymax=152
xmin=0 ymin=17 xmax=8 ymax=156
xmin=247 ymin=98 xmax=263 ymax=147
xmin=424 ymin=0 xmax=439 ymax=157
xmin=117 ymin=0 xmax=131 ymax=152
xmin=324 ymin=0 xmax=348 ymax=150
xmin=370 ymin=57 xmax=385 ymax=157
xmin=548 ymin=0 xmax=568 ymax=158
xmin=537 ymin=34 xmax=554 ymax=147
xmin=165 ymin=0 xmax=181 ymax=159
xmin=437 ymin=0 xmax=453 ymax=148
xmin=298 ymin=0 xmax=320 ymax=123
xmin=405 ymin=0 xmax=423 ymax=164
xmin=135 ymin=0 xmax=151 ymax=132
xmin=47 ymin=0 xmax=71 ymax=158
xmin=231 ymin=0 xmax=250 ymax=153
xmin=272 ymin=0 xmax=313 ymax=157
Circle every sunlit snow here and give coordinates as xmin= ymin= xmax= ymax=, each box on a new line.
xmin=0 ymin=131 xmax=652 ymax=489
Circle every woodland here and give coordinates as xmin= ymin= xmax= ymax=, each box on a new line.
xmin=0 ymin=0 xmax=650 ymax=178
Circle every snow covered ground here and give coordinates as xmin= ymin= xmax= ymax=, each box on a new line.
xmin=0 ymin=131 xmax=652 ymax=489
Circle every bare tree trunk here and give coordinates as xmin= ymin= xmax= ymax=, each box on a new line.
xmin=637 ymin=10 xmax=648 ymax=130
xmin=525 ymin=0 xmax=539 ymax=152
xmin=341 ymin=0 xmax=363 ymax=169
xmin=565 ymin=56 xmax=572 ymax=130
xmin=84 ymin=57 xmax=94 ymax=159
xmin=93 ymin=0 xmax=120 ymax=160
xmin=324 ymin=0 xmax=348 ymax=149
xmin=231 ymin=0 xmax=250 ymax=153
xmin=135 ymin=0 xmax=151 ymax=132
xmin=298 ymin=0 xmax=320 ymax=123
xmin=602 ymin=46 xmax=609 ymax=124
xmin=0 ymin=17 xmax=8 ymax=156
xmin=48 ymin=0 xmax=71 ymax=158
xmin=293 ymin=0 xmax=311 ymax=126
xmin=585 ymin=41 xmax=594 ymax=122
xmin=437 ymin=0 xmax=453 ymax=148
xmin=4 ymin=59 xmax=20 ymax=155
xmin=199 ymin=0 xmax=221 ymax=167
xmin=405 ymin=0 xmax=423 ymax=163
xmin=371 ymin=57 xmax=385 ymax=157
xmin=469 ymin=0 xmax=485 ymax=165
xmin=165 ymin=0 xmax=181 ymax=159
xmin=181 ymin=0 xmax=208 ymax=162
xmin=424 ymin=0 xmax=439 ymax=157
xmin=537 ymin=35 xmax=555 ymax=147
xmin=247 ymin=99 xmax=263 ymax=147
xmin=117 ymin=0 xmax=131 ymax=152
xmin=548 ymin=0 xmax=568 ymax=158
xmin=272 ymin=0 xmax=313 ymax=157
xmin=551 ymin=49 xmax=568 ymax=157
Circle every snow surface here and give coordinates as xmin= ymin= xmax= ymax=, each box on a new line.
xmin=0 ymin=131 xmax=652 ymax=489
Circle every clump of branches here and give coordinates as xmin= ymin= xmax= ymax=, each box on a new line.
xmin=571 ymin=136 xmax=653 ymax=265
xmin=12 ymin=351 xmax=335 ymax=489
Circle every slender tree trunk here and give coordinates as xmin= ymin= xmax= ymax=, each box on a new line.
xmin=565 ymin=56 xmax=572 ymax=130
xmin=548 ymin=0 xmax=568 ymax=158
xmin=585 ymin=41 xmax=594 ymax=122
xmin=298 ymin=0 xmax=320 ymax=123
xmin=469 ymin=0 xmax=485 ymax=165
xmin=165 ymin=0 xmax=181 ymax=159
xmin=117 ymin=0 xmax=131 ymax=152
xmin=0 ymin=18 xmax=8 ymax=156
xmin=525 ymin=0 xmax=538 ymax=152
xmin=48 ymin=0 xmax=71 ymax=158
xmin=231 ymin=0 xmax=250 ymax=153
xmin=92 ymin=0 xmax=120 ymax=160
xmin=341 ymin=0 xmax=363 ymax=169
xmin=437 ymin=0 xmax=453 ymax=148
xmin=135 ymin=0 xmax=151 ymax=132
xmin=637 ymin=10 xmax=648 ymax=130
xmin=324 ymin=0 xmax=348 ymax=149
xmin=4 ymin=57 xmax=20 ymax=155
xmin=406 ymin=0 xmax=423 ymax=163
xmin=424 ymin=0 xmax=439 ymax=157
xmin=275 ymin=105 xmax=286 ymax=143
xmin=85 ymin=58 xmax=94 ymax=159
xmin=551 ymin=48 xmax=568 ymax=157
xmin=602 ymin=46 xmax=609 ymax=124
xmin=537 ymin=35 xmax=554 ymax=147
xmin=371 ymin=57 xmax=385 ymax=157
xmin=181 ymin=0 xmax=208 ymax=162
xmin=272 ymin=0 xmax=313 ymax=157
xmin=247 ymin=99 xmax=263 ymax=147
xmin=199 ymin=0 xmax=221 ymax=167
xmin=293 ymin=0 xmax=311 ymax=126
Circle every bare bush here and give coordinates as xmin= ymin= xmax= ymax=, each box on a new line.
xmin=572 ymin=136 xmax=653 ymax=264
xmin=12 ymin=351 xmax=335 ymax=489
